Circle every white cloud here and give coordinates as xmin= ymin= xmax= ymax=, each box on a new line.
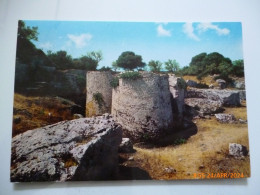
xmin=197 ymin=23 xmax=230 ymax=35
xmin=157 ymin=24 xmax=171 ymax=37
xmin=183 ymin=23 xmax=200 ymax=41
xmin=39 ymin=42 xmax=52 ymax=50
xmin=67 ymin=33 xmax=92 ymax=48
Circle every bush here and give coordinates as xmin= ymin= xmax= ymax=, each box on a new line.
xmin=110 ymin=77 xmax=119 ymax=88
xmin=120 ymin=71 xmax=142 ymax=80
xmin=177 ymin=78 xmax=187 ymax=90
xmin=93 ymin=92 xmax=104 ymax=109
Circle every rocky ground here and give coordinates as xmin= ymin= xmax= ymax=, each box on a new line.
xmin=11 ymin=114 xmax=122 ymax=182
xmin=11 ymin=75 xmax=249 ymax=181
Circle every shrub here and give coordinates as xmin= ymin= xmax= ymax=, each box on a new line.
xmin=177 ymin=78 xmax=187 ymax=90
xmin=120 ymin=71 xmax=142 ymax=80
xmin=110 ymin=77 xmax=119 ymax=88
xmin=92 ymin=92 xmax=104 ymax=109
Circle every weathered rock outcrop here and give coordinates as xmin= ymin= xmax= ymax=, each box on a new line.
xmin=229 ymin=143 xmax=248 ymax=157
xmin=215 ymin=113 xmax=236 ymax=123
xmin=216 ymin=79 xmax=226 ymax=89
xmin=11 ymin=114 xmax=122 ymax=182
xmin=186 ymin=80 xmax=198 ymax=87
xmin=169 ymin=75 xmax=186 ymax=119
xmin=185 ymin=98 xmax=223 ymax=116
xmin=112 ymin=72 xmax=174 ymax=142
xmin=186 ymin=88 xmax=241 ymax=106
xmin=233 ymin=81 xmax=245 ymax=89
xmin=86 ymin=71 xmax=113 ymax=117
xmin=239 ymin=90 xmax=246 ymax=101
xmin=119 ymin=138 xmax=134 ymax=153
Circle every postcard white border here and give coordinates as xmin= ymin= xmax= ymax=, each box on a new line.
xmin=0 ymin=0 xmax=260 ymax=194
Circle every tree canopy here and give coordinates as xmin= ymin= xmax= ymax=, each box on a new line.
xmin=116 ymin=51 xmax=145 ymax=70
xmin=165 ymin=59 xmax=180 ymax=72
xmin=87 ymin=51 xmax=103 ymax=65
xmin=148 ymin=60 xmax=162 ymax=72
xmin=18 ymin=20 xmax=39 ymax=41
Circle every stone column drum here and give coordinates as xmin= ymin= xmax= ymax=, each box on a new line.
xmin=86 ymin=71 xmax=113 ymax=117
xmin=111 ymin=72 xmax=174 ymax=141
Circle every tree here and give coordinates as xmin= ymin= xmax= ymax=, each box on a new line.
xmin=18 ymin=20 xmax=39 ymax=41
xmin=232 ymin=59 xmax=244 ymax=77
xmin=187 ymin=52 xmax=233 ymax=78
xmin=47 ymin=50 xmax=73 ymax=70
xmin=116 ymin=51 xmax=145 ymax=70
xmin=87 ymin=51 xmax=103 ymax=65
xmin=99 ymin=66 xmax=112 ymax=71
xmin=16 ymin=20 xmax=39 ymax=64
xmin=148 ymin=60 xmax=162 ymax=72
xmin=73 ymin=56 xmax=98 ymax=70
xmin=165 ymin=59 xmax=180 ymax=72
xmin=112 ymin=61 xmax=119 ymax=71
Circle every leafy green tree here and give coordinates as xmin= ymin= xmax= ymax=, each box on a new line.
xmin=165 ymin=59 xmax=180 ymax=72
xmin=148 ymin=60 xmax=162 ymax=72
xmin=99 ymin=66 xmax=112 ymax=71
xmin=73 ymin=56 xmax=98 ymax=70
xmin=112 ymin=61 xmax=119 ymax=71
xmin=87 ymin=51 xmax=103 ymax=65
xmin=47 ymin=50 xmax=73 ymax=70
xmin=189 ymin=52 xmax=207 ymax=74
xmin=187 ymin=52 xmax=233 ymax=78
xmin=16 ymin=20 xmax=39 ymax=64
xmin=18 ymin=20 xmax=39 ymax=41
xmin=116 ymin=51 xmax=145 ymax=70
xmin=232 ymin=59 xmax=244 ymax=77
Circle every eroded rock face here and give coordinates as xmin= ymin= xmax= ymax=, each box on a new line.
xmin=233 ymin=81 xmax=245 ymax=89
xmin=186 ymin=88 xmax=241 ymax=106
xmin=239 ymin=90 xmax=246 ymax=101
xmin=216 ymin=79 xmax=226 ymax=89
xmin=112 ymin=72 xmax=174 ymax=142
xmin=185 ymin=98 xmax=223 ymax=116
xmin=229 ymin=143 xmax=248 ymax=157
xmin=186 ymin=80 xmax=198 ymax=88
xmin=119 ymin=138 xmax=134 ymax=153
xmin=11 ymin=114 xmax=122 ymax=182
xmin=169 ymin=75 xmax=186 ymax=118
xmin=215 ymin=113 xmax=236 ymax=123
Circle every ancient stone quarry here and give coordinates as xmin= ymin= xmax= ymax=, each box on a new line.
xmin=112 ymin=72 xmax=174 ymax=141
xmin=11 ymin=114 xmax=122 ymax=182
xmin=86 ymin=71 xmax=113 ymax=117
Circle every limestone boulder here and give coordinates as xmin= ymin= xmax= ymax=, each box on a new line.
xmin=229 ymin=143 xmax=248 ymax=157
xmin=11 ymin=114 xmax=122 ymax=182
xmin=185 ymin=98 xmax=223 ymax=116
xmin=233 ymin=81 xmax=245 ymax=89
xmin=186 ymin=80 xmax=198 ymax=87
xmin=238 ymin=90 xmax=246 ymax=101
xmin=119 ymin=138 xmax=134 ymax=153
xmin=216 ymin=79 xmax=226 ymax=89
xmin=215 ymin=113 xmax=236 ymax=123
xmin=186 ymin=88 xmax=241 ymax=106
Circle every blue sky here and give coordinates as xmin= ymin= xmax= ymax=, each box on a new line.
xmin=24 ymin=21 xmax=243 ymax=68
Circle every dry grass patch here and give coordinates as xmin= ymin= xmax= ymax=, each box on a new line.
xmin=12 ymin=93 xmax=75 ymax=137
xmin=129 ymin=106 xmax=250 ymax=180
xmin=183 ymin=75 xmax=217 ymax=86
